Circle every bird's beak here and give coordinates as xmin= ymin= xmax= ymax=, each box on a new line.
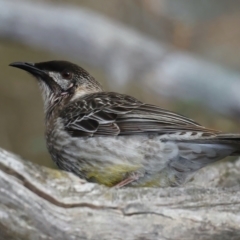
xmin=9 ymin=62 xmax=48 ymax=78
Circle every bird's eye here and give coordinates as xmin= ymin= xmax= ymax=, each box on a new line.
xmin=61 ymin=70 xmax=72 ymax=80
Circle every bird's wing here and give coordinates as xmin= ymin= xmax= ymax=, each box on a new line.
xmin=60 ymin=92 xmax=218 ymax=137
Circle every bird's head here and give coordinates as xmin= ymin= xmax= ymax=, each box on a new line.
xmin=9 ymin=60 xmax=103 ymax=114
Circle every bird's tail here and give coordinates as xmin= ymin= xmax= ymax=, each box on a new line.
xmin=162 ymin=133 xmax=240 ymax=187
xmin=214 ymin=133 xmax=240 ymax=155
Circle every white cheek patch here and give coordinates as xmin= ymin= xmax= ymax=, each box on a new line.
xmin=49 ymin=72 xmax=70 ymax=90
xmin=48 ymin=71 xmax=60 ymax=80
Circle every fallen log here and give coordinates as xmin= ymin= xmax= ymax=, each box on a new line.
xmin=0 ymin=147 xmax=240 ymax=240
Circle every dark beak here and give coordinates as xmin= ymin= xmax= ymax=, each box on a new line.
xmin=9 ymin=62 xmax=48 ymax=78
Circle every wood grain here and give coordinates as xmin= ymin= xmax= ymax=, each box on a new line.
xmin=0 ymin=148 xmax=240 ymax=240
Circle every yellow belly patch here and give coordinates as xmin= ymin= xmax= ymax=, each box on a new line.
xmin=85 ymin=164 xmax=142 ymax=187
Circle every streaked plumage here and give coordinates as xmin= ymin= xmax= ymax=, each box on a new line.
xmin=10 ymin=60 xmax=240 ymax=187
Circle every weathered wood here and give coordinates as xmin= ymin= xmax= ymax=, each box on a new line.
xmin=1 ymin=0 xmax=240 ymax=117
xmin=0 ymin=147 xmax=240 ymax=240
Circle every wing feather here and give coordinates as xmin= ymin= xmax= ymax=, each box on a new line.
xmin=61 ymin=92 xmax=218 ymax=137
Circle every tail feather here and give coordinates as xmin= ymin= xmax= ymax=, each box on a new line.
xmin=216 ymin=133 xmax=240 ymax=140
xmin=172 ymin=133 xmax=240 ymax=173
xmin=214 ymin=133 xmax=240 ymax=155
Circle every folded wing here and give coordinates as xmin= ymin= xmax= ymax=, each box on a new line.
xmin=61 ymin=92 xmax=218 ymax=137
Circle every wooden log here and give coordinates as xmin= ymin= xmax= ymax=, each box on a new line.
xmin=0 ymin=147 xmax=240 ymax=240
xmin=1 ymin=0 xmax=240 ymax=117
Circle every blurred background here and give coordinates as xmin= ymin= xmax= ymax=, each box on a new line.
xmin=0 ymin=0 xmax=240 ymax=168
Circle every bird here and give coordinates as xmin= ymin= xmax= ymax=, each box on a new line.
xmin=9 ymin=60 xmax=240 ymax=187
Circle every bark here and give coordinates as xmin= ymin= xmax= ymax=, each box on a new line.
xmin=1 ymin=0 xmax=240 ymax=117
xmin=0 ymin=147 xmax=240 ymax=240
